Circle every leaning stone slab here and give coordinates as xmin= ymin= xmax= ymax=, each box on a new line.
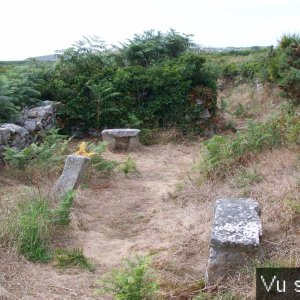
xmin=53 ymin=154 xmax=90 ymax=197
xmin=102 ymin=129 xmax=140 ymax=151
xmin=206 ymin=198 xmax=262 ymax=283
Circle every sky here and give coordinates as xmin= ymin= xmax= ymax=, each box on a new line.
xmin=1 ymin=0 xmax=299 ymax=60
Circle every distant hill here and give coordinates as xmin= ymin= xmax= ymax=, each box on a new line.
xmin=27 ymin=54 xmax=59 ymax=62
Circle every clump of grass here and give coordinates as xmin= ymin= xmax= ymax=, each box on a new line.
xmin=97 ymin=255 xmax=159 ymax=299
xmin=233 ymin=168 xmax=264 ymax=189
xmin=197 ymin=106 xmax=300 ymax=177
xmin=53 ymin=248 xmax=94 ymax=271
xmin=118 ymin=155 xmax=139 ymax=177
xmin=6 ymin=198 xmax=52 ymax=262
xmin=51 ymin=190 xmax=75 ymax=225
xmin=286 ymin=199 xmax=300 ymax=214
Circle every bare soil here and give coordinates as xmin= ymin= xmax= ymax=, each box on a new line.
xmin=0 ymin=142 xmax=213 ymax=300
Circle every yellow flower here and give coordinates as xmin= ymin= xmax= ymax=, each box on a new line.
xmin=75 ymin=142 xmax=96 ymax=157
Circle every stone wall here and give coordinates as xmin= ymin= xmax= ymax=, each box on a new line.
xmin=0 ymin=101 xmax=59 ymax=162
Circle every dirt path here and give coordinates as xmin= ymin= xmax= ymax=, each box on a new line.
xmin=1 ymin=143 xmax=213 ymax=299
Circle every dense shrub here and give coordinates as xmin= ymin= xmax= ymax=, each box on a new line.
xmin=277 ymin=34 xmax=300 ymax=104
xmin=45 ymin=31 xmax=217 ymax=134
xmin=0 ymin=61 xmax=52 ymax=123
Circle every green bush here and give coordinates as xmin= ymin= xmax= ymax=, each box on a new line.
xmin=46 ymin=31 xmax=217 ymax=134
xmin=98 ymin=255 xmax=159 ymax=300
xmin=7 ymin=198 xmax=52 ymax=262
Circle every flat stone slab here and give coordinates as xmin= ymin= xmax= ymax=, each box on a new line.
xmin=211 ymin=198 xmax=262 ymax=249
xmin=206 ymin=198 xmax=263 ymax=283
xmin=102 ymin=129 xmax=140 ymax=138
xmin=53 ymin=154 xmax=90 ymax=197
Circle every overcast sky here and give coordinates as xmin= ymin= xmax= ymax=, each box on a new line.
xmin=1 ymin=0 xmax=299 ymax=60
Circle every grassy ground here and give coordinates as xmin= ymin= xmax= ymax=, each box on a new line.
xmin=0 ymin=83 xmax=299 ymax=299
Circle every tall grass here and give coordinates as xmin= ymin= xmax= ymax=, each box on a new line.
xmin=7 ymin=198 xmax=52 ymax=262
xmin=198 ymin=105 xmax=300 ymax=177
xmin=2 ymin=190 xmax=77 ymax=262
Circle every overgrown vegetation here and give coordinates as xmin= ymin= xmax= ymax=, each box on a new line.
xmin=98 ymin=255 xmax=159 ymax=300
xmin=3 ymin=128 xmax=69 ymax=171
xmin=198 ymin=104 xmax=300 ymax=177
xmin=5 ymin=197 xmax=52 ymax=262
xmin=1 ymin=30 xmax=217 ymax=135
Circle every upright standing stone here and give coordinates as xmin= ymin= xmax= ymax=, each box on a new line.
xmin=53 ymin=154 xmax=90 ymax=197
xmin=206 ymin=198 xmax=263 ymax=283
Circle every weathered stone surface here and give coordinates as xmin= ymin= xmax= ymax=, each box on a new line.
xmin=0 ymin=101 xmax=58 ymax=159
xmin=199 ymin=109 xmax=211 ymax=119
xmin=53 ymin=154 xmax=90 ymax=197
xmin=0 ymin=128 xmax=11 ymax=144
xmin=26 ymin=105 xmax=53 ymax=119
xmin=1 ymin=124 xmax=29 ymax=137
xmin=206 ymin=198 xmax=262 ymax=283
xmin=102 ymin=129 xmax=140 ymax=151
xmin=24 ymin=120 xmax=37 ymax=132
xmin=211 ymin=198 xmax=261 ymax=248
xmin=128 ymin=136 xmax=139 ymax=151
xmin=102 ymin=129 xmax=140 ymax=138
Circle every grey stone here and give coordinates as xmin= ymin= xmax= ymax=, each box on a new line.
xmin=53 ymin=154 xmax=91 ymax=197
xmin=102 ymin=129 xmax=140 ymax=151
xmin=1 ymin=124 xmax=29 ymax=138
xmin=206 ymin=198 xmax=262 ymax=283
xmin=27 ymin=110 xmax=39 ymax=119
xmin=199 ymin=109 xmax=211 ymax=119
xmin=102 ymin=129 xmax=140 ymax=138
xmin=0 ymin=128 xmax=11 ymax=144
xmin=128 ymin=136 xmax=139 ymax=151
xmin=26 ymin=105 xmax=53 ymax=119
xmin=196 ymin=98 xmax=204 ymax=105
xmin=12 ymin=135 xmax=27 ymax=149
xmin=24 ymin=120 xmax=37 ymax=132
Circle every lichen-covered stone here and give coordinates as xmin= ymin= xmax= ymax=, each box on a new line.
xmin=206 ymin=198 xmax=263 ymax=283
xmin=53 ymin=154 xmax=90 ymax=197
xmin=210 ymin=198 xmax=261 ymax=249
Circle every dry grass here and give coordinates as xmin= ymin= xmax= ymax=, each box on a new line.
xmin=218 ymin=83 xmax=284 ymax=131
xmin=0 ymin=83 xmax=298 ymax=299
xmin=166 ymin=147 xmax=300 ymax=299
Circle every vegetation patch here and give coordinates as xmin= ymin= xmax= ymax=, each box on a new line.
xmin=5 ymin=198 xmax=52 ymax=262
xmin=53 ymin=248 xmax=94 ymax=271
xmin=97 ymin=255 xmax=159 ymax=300
xmin=198 ymin=105 xmax=300 ymax=177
